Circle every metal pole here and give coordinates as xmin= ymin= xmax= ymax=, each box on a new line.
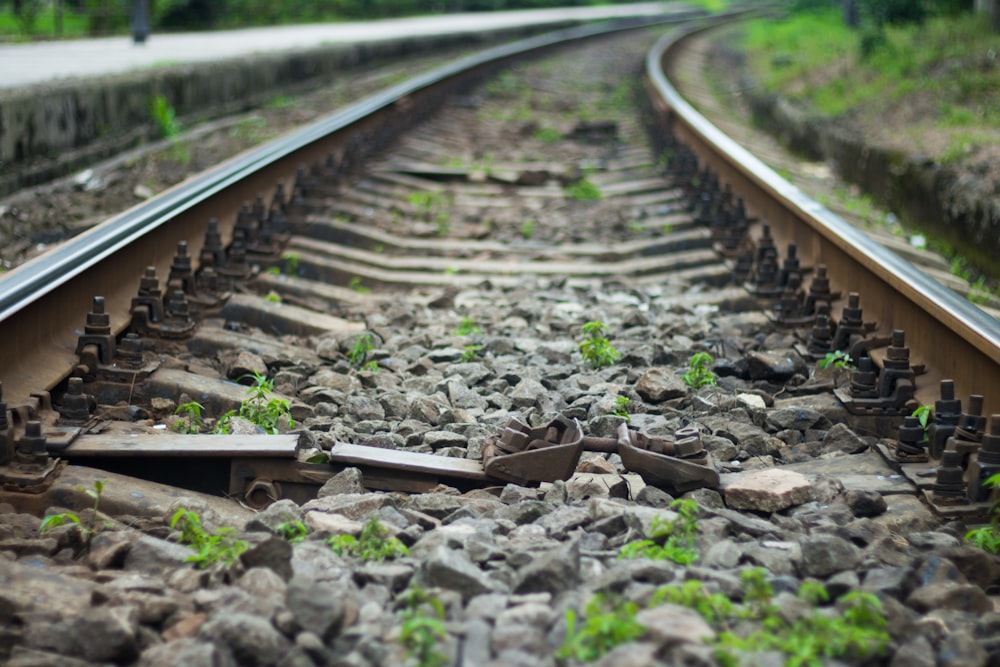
xmin=132 ymin=0 xmax=150 ymax=44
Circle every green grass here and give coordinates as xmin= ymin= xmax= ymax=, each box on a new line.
xmin=741 ymin=9 xmax=1000 ymax=129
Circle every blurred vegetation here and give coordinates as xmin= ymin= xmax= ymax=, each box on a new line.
xmin=742 ymin=1 xmax=998 ymax=124
xmin=1 ymin=0 xmax=727 ymax=39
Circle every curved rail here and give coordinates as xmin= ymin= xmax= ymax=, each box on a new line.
xmin=0 ymin=10 xmax=705 ymax=407
xmin=646 ymin=21 xmax=1000 ymax=414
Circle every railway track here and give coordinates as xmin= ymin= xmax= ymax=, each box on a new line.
xmin=2 ymin=12 xmax=1000 ymax=667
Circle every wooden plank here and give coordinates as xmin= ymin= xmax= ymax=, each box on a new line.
xmin=65 ymin=433 xmax=300 ymax=458
xmin=327 ymin=442 xmax=488 ymax=481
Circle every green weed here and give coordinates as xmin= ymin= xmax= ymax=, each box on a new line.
xmin=818 ymin=350 xmax=854 ymax=370
xmin=612 ymin=396 xmax=631 ymax=424
xmin=265 ymin=292 xmax=281 ymax=303
xmin=521 ymin=219 xmax=535 ymax=239
xmin=150 ymin=94 xmax=180 ymax=139
xmin=215 ymin=372 xmax=293 ymax=435
xmin=966 ymin=472 xmax=1000 ymax=553
xmin=557 ymin=593 xmax=646 ymax=662
xmin=283 ymin=252 xmax=301 ymax=274
xmin=170 ymin=508 xmax=248 ymax=568
xmin=578 ymin=320 xmax=620 ymax=370
xmin=453 ymin=317 xmax=482 ymax=336
xmin=173 ymin=401 xmax=205 ymax=434
xmin=461 ymin=345 xmax=482 ymax=363
xmin=276 ymin=520 xmax=308 ymax=543
xmin=618 ymin=498 xmax=700 ymax=565
xmin=565 ymin=178 xmax=602 ymax=202
xmin=682 ymin=352 xmax=717 ymax=389
xmin=40 ymin=479 xmax=105 ymax=536
xmin=327 ymin=517 xmax=409 ymax=561
xmin=348 ymin=334 xmax=375 ymax=368
xmin=398 ymin=587 xmax=449 ymax=667
xmin=349 ymin=276 xmax=371 ymax=294
xmin=533 ymin=127 xmax=562 ymax=143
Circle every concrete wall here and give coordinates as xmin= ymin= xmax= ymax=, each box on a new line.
xmin=0 ymin=23 xmax=575 ymax=197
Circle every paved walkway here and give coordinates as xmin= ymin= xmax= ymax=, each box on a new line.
xmin=0 ymin=3 xmax=680 ymax=90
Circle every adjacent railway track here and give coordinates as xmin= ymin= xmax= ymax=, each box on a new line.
xmin=0 ymin=11 xmax=997 ymax=519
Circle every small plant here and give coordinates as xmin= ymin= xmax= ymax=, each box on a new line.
xmin=348 ymin=334 xmax=375 ymax=368
xmin=650 ymin=580 xmax=733 ymax=626
xmin=362 ymin=360 xmax=380 ymax=373
xmin=461 ymin=344 xmax=482 ymax=363
xmin=150 ymin=94 xmax=180 ymax=139
xmin=283 ymin=252 xmax=301 ymax=274
xmin=398 ymin=587 xmax=449 ymax=667
xmin=557 ymin=593 xmax=646 ymax=662
xmin=265 ymin=266 xmax=282 ymax=276
xmin=173 ymin=401 xmax=205 ymax=434
xmin=521 ymin=219 xmax=536 ymax=239
xmin=911 ymin=404 xmax=932 ymax=440
xmin=276 ymin=520 xmax=308 ymax=543
xmin=265 ymin=291 xmax=281 ymax=303
xmin=215 ymin=372 xmax=293 ymax=435
xmin=818 ymin=350 xmax=854 ymax=370
xmin=533 ymin=126 xmax=562 ymax=143
xmin=327 ymin=517 xmax=409 ymax=562
xmin=170 ymin=508 xmax=248 ymax=568
xmin=966 ymin=472 xmax=1000 ymax=553
xmin=348 ymin=276 xmax=370 ymax=294
xmin=453 ymin=317 xmax=482 ymax=336
xmin=618 ymin=498 xmax=700 ymax=565
xmin=40 ymin=479 xmax=106 ymax=537
xmin=578 ymin=320 xmax=620 ymax=370
xmin=565 ymin=178 xmax=602 ymax=201
xmin=682 ymin=352 xmax=717 ymax=389
xmin=612 ymin=396 xmax=631 ymax=424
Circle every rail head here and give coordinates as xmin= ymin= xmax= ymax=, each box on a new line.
xmin=645 ymin=21 xmax=1000 ymax=369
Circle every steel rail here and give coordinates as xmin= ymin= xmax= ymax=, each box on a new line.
xmin=646 ymin=21 xmax=1000 ymax=415
xmin=0 ymin=9 xmax=707 ymax=407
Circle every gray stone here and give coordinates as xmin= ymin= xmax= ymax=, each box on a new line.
xmin=87 ymin=530 xmax=136 ymax=570
xmin=764 ymin=407 xmax=830 ymax=432
xmin=344 ymin=395 xmax=385 ymax=421
xmin=635 ymin=603 xmax=716 ymax=646
xmin=70 ymin=605 xmax=140 ymax=663
xmin=844 ymin=489 xmax=887 ymax=517
xmin=422 ymin=546 xmax=505 ymax=600
xmin=236 ymin=567 xmax=288 ymax=618
xmin=746 ymin=349 xmax=807 ymax=381
xmin=199 ymin=612 xmax=291 ymax=666
xmin=408 ymin=396 xmax=443 ymax=425
xmin=354 ymin=562 xmax=414 ymax=592
xmin=888 ymin=634 xmax=936 ymax=667
xmin=635 ymin=368 xmax=687 ymax=402
xmin=822 ymin=423 xmax=869 ymax=454
xmin=938 ymin=629 xmax=989 ymax=667
xmin=799 ymin=533 xmax=861 ymax=578
xmin=240 ymin=536 xmax=293 ymax=581
xmin=422 ymin=430 xmax=469 ymax=449
xmin=538 ymin=506 xmax=590 ymax=539
xmin=723 ymin=469 xmax=813 ymax=512
xmin=286 ymin=576 xmax=350 ymax=641
xmin=566 ymin=474 xmax=629 ymax=501
xmin=138 ymin=638 xmax=238 ymax=667
xmin=592 ymin=642 xmax=659 ymax=667
xmin=702 ymin=539 xmax=742 ymax=569
xmin=244 ymin=499 xmax=303 ymax=533
xmin=317 ymin=468 xmax=366 ymax=497
xmin=300 ymin=493 xmax=395 ymax=519
xmin=907 ymin=583 xmax=992 ymax=614
xmin=124 ymin=535 xmax=194 ymax=574
xmin=713 ymin=421 xmax=782 ymax=458
xmin=862 ymin=567 xmax=911 ymax=597
xmin=513 ymin=540 xmax=580 ymax=596
xmin=510 ymin=378 xmax=547 ymax=408
xmin=635 ymin=485 xmax=674 ymax=508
